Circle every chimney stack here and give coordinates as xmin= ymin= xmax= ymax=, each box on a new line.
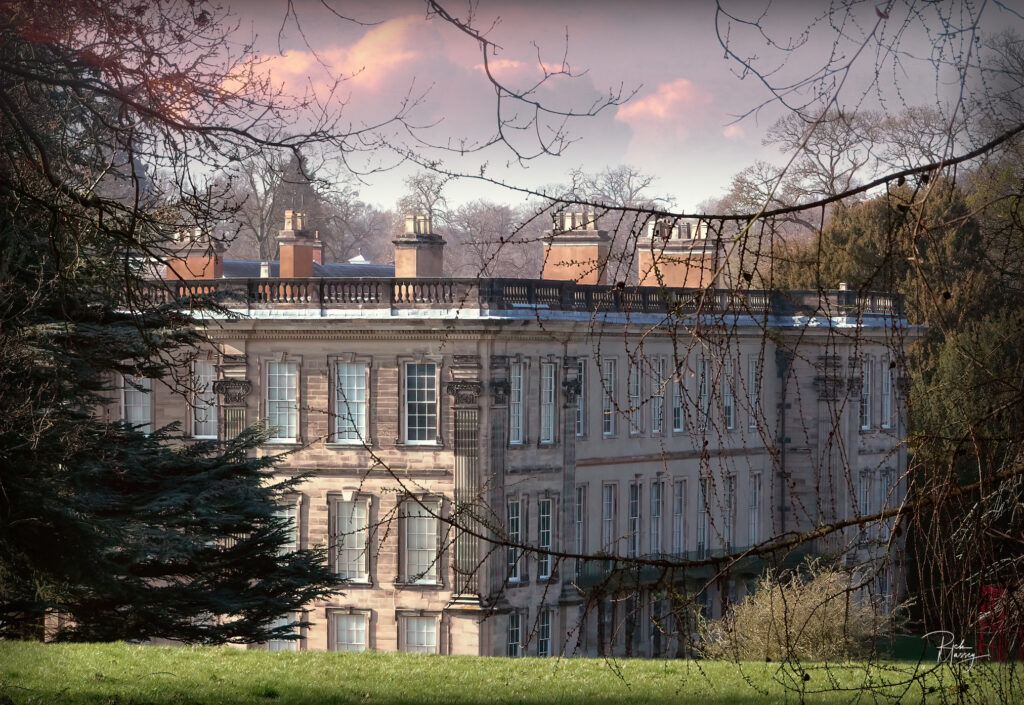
xmin=541 ymin=211 xmax=611 ymax=285
xmin=166 ymin=227 xmax=224 ymax=280
xmin=277 ymin=210 xmax=321 ymax=278
xmin=637 ymin=218 xmax=723 ymax=288
xmin=393 ymin=214 xmax=445 ymax=278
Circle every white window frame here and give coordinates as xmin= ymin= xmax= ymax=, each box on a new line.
xmin=748 ymin=473 xmax=761 ymax=546
xmin=697 ymin=357 xmax=710 ymax=431
xmin=404 ymin=361 xmax=439 ymax=445
xmin=747 ymin=355 xmax=760 ymax=430
xmin=672 ymin=479 xmax=686 ymax=554
xmin=266 ymin=360 xmax=298 ymax=443
xmin=601 ymin=358 xmax=617 ymax=436
xmin=860 ymin=357 xmax=872 ymax=430
xmin=334 ymin=360 xmax=369 ymax=444
xmin=628 ymin=361 xmax=642 ymax=433
xmin=275 ymin=498 xmax=299 ymax=555
xmin=400 ymin=614 xmax=439 ymax=654
xmin=191 ymin=358 xmax=217 ymax=439
xmin=601 ymin=484 xmax=617 ymax=552
xmin=507 ymin=499 xmax=522 ymax=583
xmin=509 ymin=361 xmax=525 ymax=445
xmin=881 ymin=355 xmax=893 ymax=429
xmin=402 ymin=499 xmax=439 ymax=584
xmin=329 ymin=610 xmax=368 ymax=652
xmin=628 ymin=482 xmax=641 ymax=557
xmin=696 ymin=478 xmax=709 ymax=558
xmin=649 ymin=480 xmax=663 ymax=554
xmin=332 ymin=496 xmax=370 ymax=582
xmin=120 ymin=373 xmax=152 ymax=433
xmin=858 ymin=473 xmax=872 ymax=517
xmin=540 ymin=361 xmax=556 ymax=444
xmin=652 ymin=358 xmax=665 ymax=434
xmin=538 ymin=498 xmax=553 ymax=580
xmin=723 ymin=358 xmax=735 ymax=430
xmin=575 ymin=359 xmax=586 ymax=437
xmin=724 ymin=475 xmax=736 ymax=548
xmin=672 ymin=367 xmax=684 ymax=433
xmin=538 ymin=609 xmax=552 ymax=657
xmin=574 ymin=485 xmax=586 ymax=577
xmin=267 ymin=612 xmax=299 ymax=651
xmin=507 ymin=612 xmax=522 ymax=657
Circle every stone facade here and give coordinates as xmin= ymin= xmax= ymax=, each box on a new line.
xmin=129 ymin=212 xmax=914 ymax=657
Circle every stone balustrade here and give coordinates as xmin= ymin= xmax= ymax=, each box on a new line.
xmin=141 ymin=277 xmax=904 ymax=317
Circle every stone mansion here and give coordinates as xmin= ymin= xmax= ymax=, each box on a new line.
xmin=127 ymin=210 xmax=913 ymax=656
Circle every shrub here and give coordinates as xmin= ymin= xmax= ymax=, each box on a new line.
xmin=700 ymin=560 xmax=903 ymax=661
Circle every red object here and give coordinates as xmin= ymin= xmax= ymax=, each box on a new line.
xmin=979 ymin=585 xmax=1023 ymax=661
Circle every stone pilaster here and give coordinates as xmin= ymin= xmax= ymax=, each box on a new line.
xmin=559 ymin=356 xmax=583 ymax=604
xmin=447 ymin=366 xmax=483 ymax=602
xmin=213 ymin=353 xmax=250 ymax=439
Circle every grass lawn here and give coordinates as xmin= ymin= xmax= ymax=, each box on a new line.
xmin=0 ymin=641 xmax=1015 ymax=705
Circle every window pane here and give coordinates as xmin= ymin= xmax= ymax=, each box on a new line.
xmin=122 ymin=375 xmax=151 ymax=432
xmin=540 ymin=363 xmax=555 ymax=443
xmin=268 ymin=613 xmax=298 ymax=651
xmin=652 ymin=359 xmax=664 ymax=433
xmin=574 ymin=486 xmax=586 ymax=577
xmin=404 ymin=501 xmax=438 ymax=583
xmin=672 ymin=480 xmax=685 ymax=554
xmin=275 ymin=503 xmax=298 ymax=555
xmin=507 ymin=613 xmax=521 ymax=657
xmin=509 ymin=362 xmax=524 ymax=444
xmin=267 ymin=362 xmax=297 ymax=441
xmin=538 ymin=609 xmax=551 ymax=657
xmin=602 ymin=359 xmax=616 ymax=435
xmin=602 ymin=485 xmax=616 ymax=550
xmin=575 ymin=360 xmax=586 ymax=437
xmin=628 ymin=362 xmax=641 ymax=432
xmin=335 ymin=362 xmax=367 ymax=442
xmin=405 ymin=363 xmax=437 ymax=443
xmin=860 ymin=358 xmax=872 ymax=429
xmin=723 ymin=359 xmax=735 ymax=430
xmin=507 ymin=500 xmax=521 ymax=581
xmin=335 ymin=500 xmax=368 ymax=581
xmin=538 ymin=499 xmax=552 ymax=579
xmin=333 ymin=614 xmax=366 ymax=652
xmin=650 ymin=481 xmax=662 ymax=554
xmin=628 ymin=483 xmax=640 ymax=557
xmin=403 ymin=616 xmax=436 ymax=653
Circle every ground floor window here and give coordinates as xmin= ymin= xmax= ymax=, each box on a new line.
xmin=330 ymin=612 xmax=367 ymax=652
xmin=400 ymin=615 xmax=438 ymax=654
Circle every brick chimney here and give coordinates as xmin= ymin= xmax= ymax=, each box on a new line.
xmin=166 ymin=227 xmax=223 ymax=280
xmin=637 ymin=218 xmax=723 ymax=288
xmin=277 ymin=210 xmax=321 ymax=278
xmin=393 ymin=214 xmax=445 ymax=278
xmin=541 ymin=211 xmax=610 ymax=284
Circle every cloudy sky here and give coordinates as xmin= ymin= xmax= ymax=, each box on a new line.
xmin=237 ymin=0 xmax=1013 ymax=211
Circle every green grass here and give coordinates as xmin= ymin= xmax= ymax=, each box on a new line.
xmin=0 ymin=641 xmax=1015 ymax=705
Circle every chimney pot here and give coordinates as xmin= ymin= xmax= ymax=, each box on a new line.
xmin=394 ymin=212 xmax=445 ymax=278
xmin=277 ymin=210 xmax=315 ymax=278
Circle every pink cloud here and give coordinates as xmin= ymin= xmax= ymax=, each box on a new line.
xmin=256 ymin=15 xmax=426 ymax=96
xmin=615 ymin=78 xmax=712 ymax=124
xmin=722 ymin=124 xmax=745 ymax=139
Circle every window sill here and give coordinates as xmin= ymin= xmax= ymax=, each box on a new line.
xmin=396 ymin=440 xmax=445 ymax=450
xmin=394 ymin=580 xmax=444 ymax=590
xmin=337 ymin=578 xmax=374 ymax=588
xmin=326 ymin=441 xmax=374 ymax=450
xmin=264 ymin=440 xmax=303 ymax=449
